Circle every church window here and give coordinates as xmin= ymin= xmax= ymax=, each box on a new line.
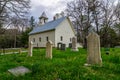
xmin=70 ymin=38 xmax=71 ymax=42
xmin=46 ymin=36 xmax=49 ymax=41
xmin=39 ymin=37 xmax=41 ymax=42
xmin=61 ymin=36 xmax=63 ymax=41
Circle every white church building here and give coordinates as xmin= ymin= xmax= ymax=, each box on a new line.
xmin=29 ymin=12 xmax=76 ymax=47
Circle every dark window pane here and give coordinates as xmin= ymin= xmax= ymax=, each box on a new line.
xmin=39 ymin=37 xmax=41 ymax=42
xmin=61 ymin=36 xmax=63 ymax=41
xmin=46 ymin=37 xmax=48 ymax=41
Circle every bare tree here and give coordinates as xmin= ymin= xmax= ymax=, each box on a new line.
xmin=101 ymin=0 xmax=116 ymax=28
xmin=114 ymin=0 xmax=120 ymax=21
xmin=8 ymin=16 xmax=29 ymax=48
xmin=66 ymin=0 xmax=119 ymax=47
xmin=114 ymin=1 xmax=120 ymax=41
xmin=0 ymin=0 xmax=30 ymax=33
xmin=66 ymin=0 xmax=103 ymax=48
xmin=87 ymin=0 xmax=103 ymax=33
xmin=66 ymin=0 xmax=87 ymax=48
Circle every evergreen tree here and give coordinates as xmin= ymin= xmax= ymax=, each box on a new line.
xmin=20 ymin=16 xmax=36 ymax=47
xmin=30 ymin=16 xmax=35 ymax=29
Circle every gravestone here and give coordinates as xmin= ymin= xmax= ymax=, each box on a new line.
xmin=71 ymin=37 xmax=78 ymax=51
xmin=8 ymin=66 xmax=31 ymax=77
xmin=57 ymin=42 xmax=62 ymax=50
xmin=19 ymin=48 xmax=21 ymax=54
xmin=28 ymin=41 xmax=33 ymax=57
xmin=57 ymin=43 xmax=66 ymax=51
xmin=61 ymin=44 xmax=66 ymax=51
xmin=69 ymin=43 xmax=72 ymax=48
xmin=86 ymin=32 xmax=102 ymax=65
xmin=105 ymin=48 xmax=110 ymax=55
xmin=46 ymin=40 xmax=53 ymax=59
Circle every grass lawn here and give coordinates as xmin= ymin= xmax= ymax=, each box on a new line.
xmin=0 ymin=48 xmax=120 ymax=80
xmin=0 ymin=48 xmax=27 ymax=54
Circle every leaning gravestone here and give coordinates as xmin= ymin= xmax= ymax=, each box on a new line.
xmin=71 ymin=37 xmax=78 ymax=51
xmin=46 ymin=40 xmax=53 ymax=59
xmin=86 ymin=32 xmax=102 ymax=65
xmin=28 ymin=41 xmax=33 ymax=57
xmin=8 ymin=66 xmax=31 ymax=77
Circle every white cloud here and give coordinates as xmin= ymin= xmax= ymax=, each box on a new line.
xmin=30 ymin=0 xmax=73 ymax=21
xmin=114 ymin=0 xmax=119 ymax=5
xmin=38 ymin=0 xmax=60 ymax=7
xmin=30 ymin=0 xmax=119 ymax=22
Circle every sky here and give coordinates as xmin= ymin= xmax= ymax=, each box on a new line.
xmin=30 ymin=0 xmax=119 ymax=22
xmin=30 ymin=0 xmax=73 ymax=21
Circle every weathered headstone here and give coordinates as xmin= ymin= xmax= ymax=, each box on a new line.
xmin=28 ymin=41 xmax=33 ymax=57
xmin=46 ymin=40 xmax=53 ymax=59
xmin=71 ymin=37 xmax=78 ymax=51
xmin=86 ymin=32 xmax=102 ymax=65
xmin=69 ymin=43 xmax=72 ymax=48
xmin=61 ymin=44 xmax=66 ymax=51
xmin=57 ymin=42 xmax=62 ymax=50
xmin=57 ymin=43 xmax=66 ymax=51
xmin=8 ymin=66 xmax=31 ymax=77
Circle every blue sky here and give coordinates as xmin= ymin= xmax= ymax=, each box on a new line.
xmin=30 ymin=0 xmax=119 ymax=22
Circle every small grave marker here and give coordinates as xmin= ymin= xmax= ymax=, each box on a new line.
xmin=61 ymin=44 xmax=66 ymax=51
xmin=71 ymin=37 xmax=78 ymax=51
xmin=105 ymin=48 xmax=110 ymax=55
xmin=8 ymin=66 xmax=31 ymax=77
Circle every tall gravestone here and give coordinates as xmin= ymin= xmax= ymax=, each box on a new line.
xmin=71 ymin=37 xmax=78 ymax=51
xmin=28 ymin=41 xmax=33 ymax=57
xmin=46 ymin=40 xmax=53 ymax=59
xmin=86 ymin=32 xmax=102 ymax=65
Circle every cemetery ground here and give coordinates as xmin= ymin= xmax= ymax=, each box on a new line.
xmin=0 ymin=48 xmax=120 ymax=80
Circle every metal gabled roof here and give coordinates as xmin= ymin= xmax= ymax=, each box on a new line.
xmin=29 ymin=17 xmax=66 ymax=35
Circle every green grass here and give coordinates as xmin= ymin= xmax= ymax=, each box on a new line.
xmin=0 ymin=48 xmax=27 ymax=54
xmin=0 ymin=48 xmax=120 ymax=80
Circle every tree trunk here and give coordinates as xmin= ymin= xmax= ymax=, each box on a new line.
xmin=14 ymin=33 xmax=16 ymax=48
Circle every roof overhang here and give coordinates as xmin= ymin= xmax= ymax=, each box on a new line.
xmin=29 ymin=29 xmax=55 ymax=35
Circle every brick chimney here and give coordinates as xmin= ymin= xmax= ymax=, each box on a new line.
xmin=53 ymin=12 xmax=64 ymax=20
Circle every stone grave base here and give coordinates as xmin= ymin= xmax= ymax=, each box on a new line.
xmin=71 ymin=48 xmax=79 ymax=51
xmin=84 ymin=63 xmax=91 ymax=67
xmin=84 ymin=63 xmax=102 ymax=67
xmin=8 ymin=66 xmax=31 ymax=77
